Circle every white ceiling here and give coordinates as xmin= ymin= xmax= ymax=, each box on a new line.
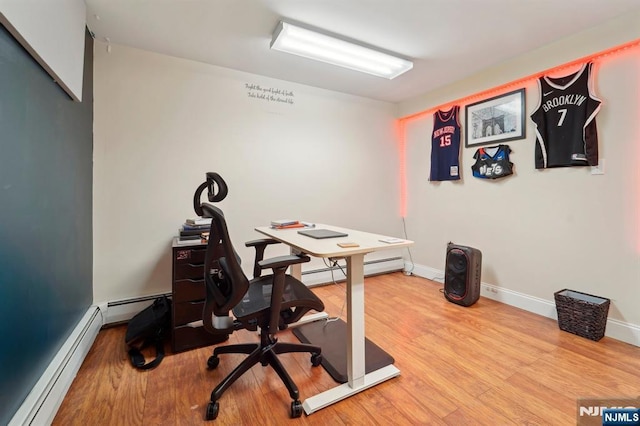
xmin=85 ymin=0 xmax=640 ymax=103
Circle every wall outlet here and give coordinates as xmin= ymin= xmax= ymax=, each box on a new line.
xmin=591 ymin=159 xmax=605 ymax=175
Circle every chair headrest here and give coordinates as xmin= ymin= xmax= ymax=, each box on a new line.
xmin=206 ymin=172 xmax=228 ymax=203
xmin=193 ymin=172 xmax=228 ymax=216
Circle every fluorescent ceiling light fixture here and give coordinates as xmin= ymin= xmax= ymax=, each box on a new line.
xmin=270 ymin=21 xmax=413 ymax=79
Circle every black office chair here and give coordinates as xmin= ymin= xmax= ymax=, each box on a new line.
xmin=199 ymin=201 xmax=324 ymax=421
xmin=192 ymin=171 xmax=278 ymax=282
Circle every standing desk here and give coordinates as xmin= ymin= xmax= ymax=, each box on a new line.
xmin=254 ymin=224 xmax=413 ymax=415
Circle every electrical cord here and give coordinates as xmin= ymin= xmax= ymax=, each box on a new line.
xmin=401 ymin=217 xmax=415 ymax=275
xmin=323 ymin=257 xmax=347 ymax=278
xmin=322 ymin=258 xmax=347 ymax=325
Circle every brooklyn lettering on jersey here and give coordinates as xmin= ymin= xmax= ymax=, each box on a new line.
xmin=540 ymin=93 xmax=587 ymax=112
xmin=530 ymin=62 xmax=601 ymax=169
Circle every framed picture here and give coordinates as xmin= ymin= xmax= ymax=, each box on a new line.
xmin=465 ymin=88 xmax=526 ymax=147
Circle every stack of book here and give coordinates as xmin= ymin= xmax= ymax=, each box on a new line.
xmin=270 ymin=219 xmax=312 ymax=229
xmin=176 ymin=217 xmax=212 ymax=245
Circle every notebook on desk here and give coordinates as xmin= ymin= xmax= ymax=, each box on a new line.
xmin=297 ymin=229 xmax=348 ymax=239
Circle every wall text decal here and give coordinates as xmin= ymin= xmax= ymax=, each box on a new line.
xmin=245 ymin=83 xmax=294 ymax=105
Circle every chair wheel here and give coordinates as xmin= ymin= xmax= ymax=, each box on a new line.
xmin=311 ymin=353 xmax=322 ymax=367
xmin=291 ymin=400 xmax=303 ymax=418
xmin=206 ymin=401 xmax=219 ymax=420
xmin=207 ymin=355 xmax=220 ymax=370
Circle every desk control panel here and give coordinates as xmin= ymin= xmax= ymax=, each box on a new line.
xmin=171 ymin=240 xmax=228 ymax=352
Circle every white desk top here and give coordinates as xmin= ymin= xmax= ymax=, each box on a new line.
xmin=255 ymin=224 xmax=413 ymax=258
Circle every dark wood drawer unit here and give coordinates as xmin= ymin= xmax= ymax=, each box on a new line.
xmin=171 ymin=239 xmax=228 ymax=352
xmin=173 ymin=278 xmax=206 ymax=303
xmin=174 ymin=300 xmax=207 ymax=325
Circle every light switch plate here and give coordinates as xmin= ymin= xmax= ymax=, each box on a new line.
xmin=591 ymin=159 xmax=605 ymax=175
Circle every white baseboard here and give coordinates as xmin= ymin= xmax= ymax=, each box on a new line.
xmin=405 ymin=263 xmax=445 ymax=283
xmin=302 ymin=257 xmax=405 ymax=287
xmin=606 ymin=318 xmax=640 ymax=346
xmin=9 ymin=306 xmax=104 ymax=426
xmin=406 ymin=261 xmax=640 ymax=347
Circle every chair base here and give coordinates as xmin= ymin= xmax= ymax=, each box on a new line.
xmin=205 ymin=333 xmax=322 ymax=420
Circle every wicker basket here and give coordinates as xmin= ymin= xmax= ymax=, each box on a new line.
xmin=554 ymin=289 xmax=610 ymax=341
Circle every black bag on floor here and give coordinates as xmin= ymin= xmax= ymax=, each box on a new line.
xmin=125 ymin=296 xmax=172 ymax=370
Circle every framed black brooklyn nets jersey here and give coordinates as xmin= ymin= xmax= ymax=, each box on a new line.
xmin=530 ymin=62 xmax=601 ymax=169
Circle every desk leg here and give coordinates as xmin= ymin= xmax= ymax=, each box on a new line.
xmin=289 ymin=247 xmax=302 ymax=280
xmin=346 ymin=253 xmax=366 ymax=387
xmin=302 ymin=253 xmax=400 ymax=415
xmin=288 ymin=247 xmax=328 ymax=327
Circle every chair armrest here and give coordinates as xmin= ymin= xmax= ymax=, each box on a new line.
xmin=245 ymin=238 xmax=280 ymax=248
xmin=258 ymin=254 xmax=310 ymax=271
xmin=246 ymin=238 xmax=282 ymax=278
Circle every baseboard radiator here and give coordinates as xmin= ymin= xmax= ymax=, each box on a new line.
xmin=9 ymin=306 xmax=104 ymax=426
xmin=102 ymin=292 xmax=173 ymax=325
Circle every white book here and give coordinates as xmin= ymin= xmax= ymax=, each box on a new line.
xmin=186 ymin=217 xmax=212 ymax=226
xmin=270 ymin=219 xmax=299 ymax=227
xmin=175 ymin=237 xmax=205 ymax=246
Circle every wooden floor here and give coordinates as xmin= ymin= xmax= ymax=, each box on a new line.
xmin=54 ymin=273 xmax=640 ymax=425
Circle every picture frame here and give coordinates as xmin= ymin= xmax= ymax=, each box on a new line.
xmin=465 ymin=88 xmax=526 ymax=147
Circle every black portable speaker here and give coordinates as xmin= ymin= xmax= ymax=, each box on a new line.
xmin=444 ymin=243 xmax=482 ymax=307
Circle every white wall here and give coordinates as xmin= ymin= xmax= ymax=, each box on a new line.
xmin=92 ymin=42 xmax=403 ymax=303
xmin=91 ymin=11 xmax=640 ymax=344
xmin=399 ymin=13 xmax=640 ymax=337
xmin=0 ymin=0 xmax=86 ymax=101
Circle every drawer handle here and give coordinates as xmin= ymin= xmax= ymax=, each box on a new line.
xmin=184 ymin=278 xmax=204 ymax=284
